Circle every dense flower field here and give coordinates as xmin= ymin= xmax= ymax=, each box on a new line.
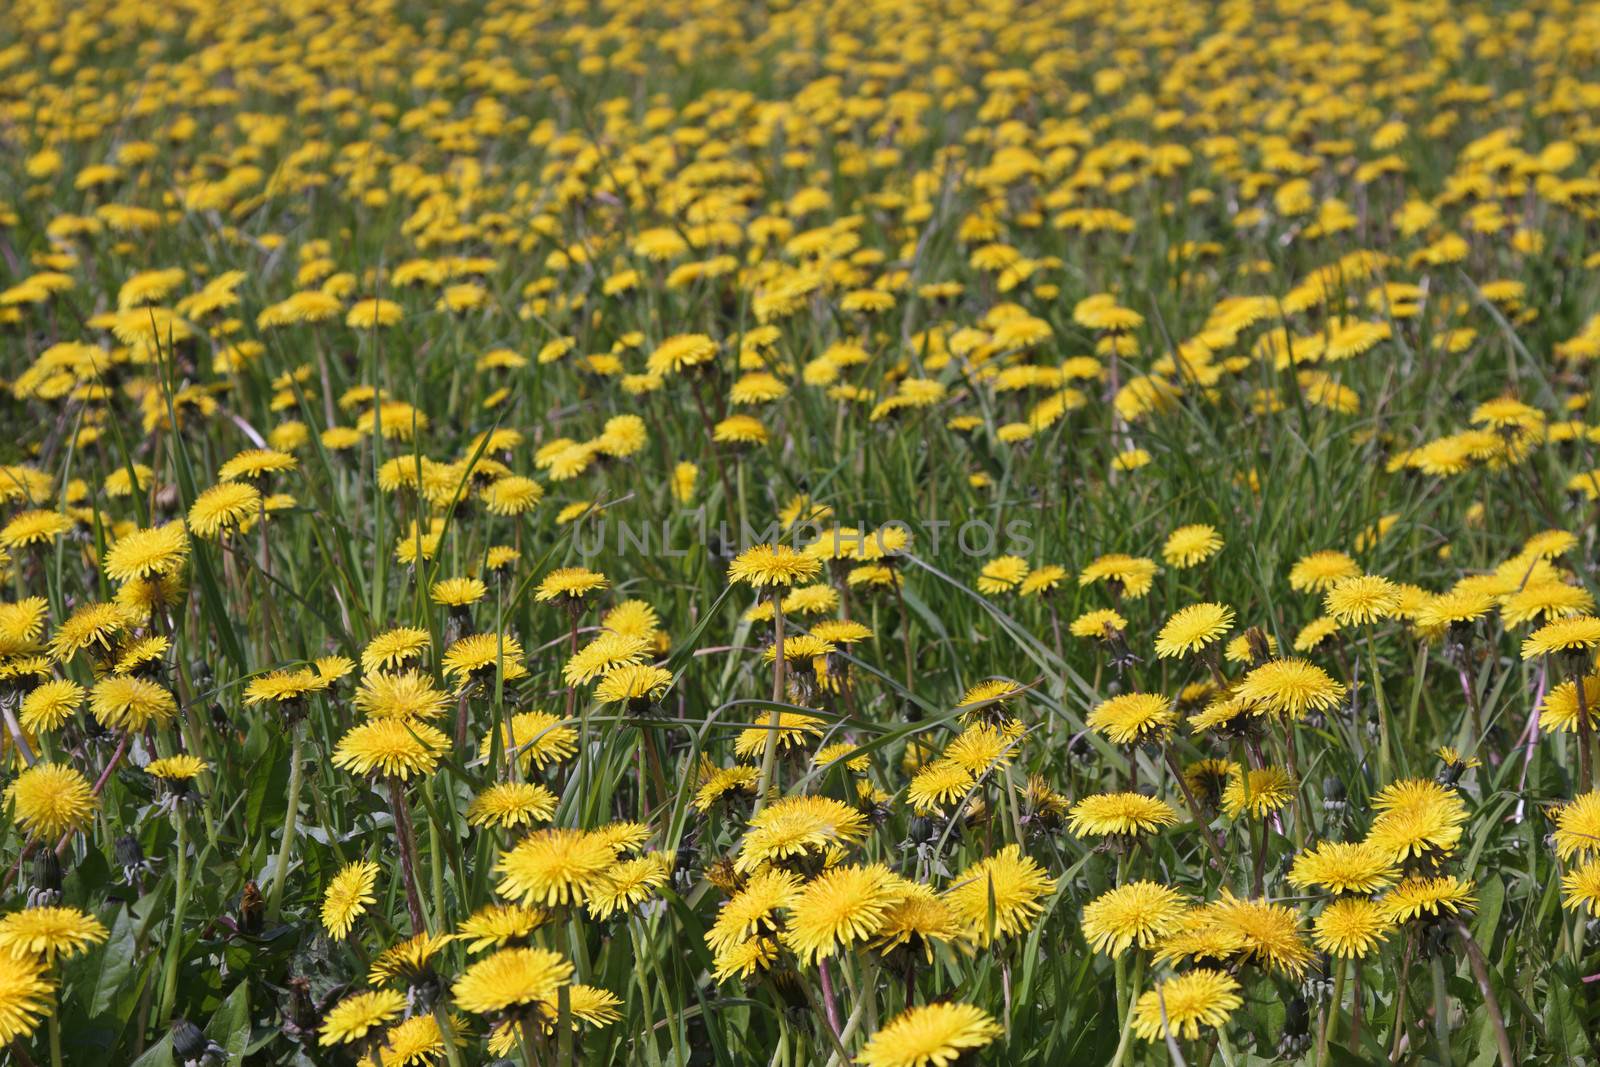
xmin=3 ymin=0 xmax=1600 ymax=1063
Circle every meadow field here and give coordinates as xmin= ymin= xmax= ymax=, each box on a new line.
xmin=4 ymin=0 xmax=1600 ymax=1063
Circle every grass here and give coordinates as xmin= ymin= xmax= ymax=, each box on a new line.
xmin=1 ymin=0 xmax=1600 ymax=1065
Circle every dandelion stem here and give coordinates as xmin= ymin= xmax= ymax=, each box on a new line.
xmin=1366 ymin=628 xmax=1392 ymax=780
xmin=1430 ymin=953 xmax=1452 ymax=1066
xmin=1456 ymin=658 xmax=1485 ymax=754
xmin=265 ymin=724 xmax=303 ymax=924
xmin=1351 ymin=961 xmax=1364 ymax=1044
xmin=1163 ymin=747 xmax=1226 ymax=875
xmin=1571 ymin=659 xmax=1595 ymax=792
xmin=454 ymin=685 xmax=471 ymax=752
xmin=0 ymin=699 xmax=37 ymax=767
xmin=1454 ymin=920 xmax=1514 ymax=1067
xmin=891 ymin=571 xmax=914 ymax=690
xmin=752 ymin=596 xmax=786 ymax=816
xmin=387 ymin=776 xmax=428 ymax=933
xmin=48 ymin=1006 xmax=61 ymax=1067
xmin=1250 ymin=815 xmax=1268 ymax=898
xmin=156 ymin=809 xmax=188 ymax=1024
xmin=1317 ymin=955 xmax=1345 ymax=1066
xmin=820 ymin=973 xmax=872 ymax=1067
xmin=1390 ymin=932 xmax=1414 ymax=1061
xmin=802 ymin=961 xmax=849 ymax=1062
xmin=55 ymin=730 xmax=131 ymax=857
xmin=1108 ymin=952 xmax=1144 ymax=1067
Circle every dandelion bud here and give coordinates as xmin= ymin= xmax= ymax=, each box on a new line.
xmin=27 ymin=848 xmax=62 ymax=906
xmin=170 ymin=1017 xmax=208 ymax=1060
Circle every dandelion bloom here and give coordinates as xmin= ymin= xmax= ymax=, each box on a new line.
xmin=736 ymin=795 xmax=868 ymax=872
xmin=1288 ymin=550 xmax=1359 ymax=592
xmin=0 ymin=906 xmax=108 ymax=961
xmin=354 ymin=670 xmax=451 ymax=721
xmin=187 ymin=480 xmax=261 ymax=538
xmin=0 ymin=510 xmax=73 ymax=549
xmin=534 ymin=566 xmax=608 ymax=602
xmin=1553 ymin=792 xmax=1600 ymax=860
xmin=1068 ymin=792 xmax=1179 ymax=839
xmin=456 ymin=904 xmax=548 ymax=953
xmin=711 ymin=937 xmax=779 ymax=982
xmin=944 ymin=721 xmax=1018 ymax=774
xmin=144 ymin=755 xmax=206 ymax=786
xmin=1221 ymin=766 xmax=1296 ymax=819
xmin=1236 ymin=657 xmax=1345 ymax=718
xmin=856 ymin=1003 xmax=1002 ymax=1067
xmin=1069 ymin=608 xmax=1127 ymax=639
xmin=693 ymin=764 xmax=760 ymax=812
xmin=1131 ymin=969 xmax=1242 ymax=1042
xmin=908 ymin=760 xmax=974 ymax=813
xmin=1414 ymin=590 xmax=1495 ymax=634
xmin=1078 ymin=553 xmax=1159 ymax=598
xmin=1162 ymin=524 xmax=1223 ymax=568
xmin=19 ymin=679 xmax=84 ymax=733
xmin=728 ymin=544 xmax=822 ymax=589
xmin=1019 ymin=564 xmax=1069 ymax=596
xmin=487 ymin=710 xmax=578 ymax=771
xmin=1522 ymin=615 xmax=1600 ymax=659
xmin=442 ymin=631 xmax=527 ymax=683
xmin=1081 ymin=881 xmax=1188 ymax=956
xmin=1182 ymin=893 xmax=1313 ymax=977
xmin=496 ymin=829 xmax=620 ymax=907
xmin=706 ymin=868 xmax=804 ymax=954
xmin=49 ymin=602 xmax=131 ymax=662
xmin=452 ymin=947 xmax=574 ymax=1016
xmin=1365 ymin=779 xmax=1468 ymax=862
xmin=1561 ymin=857 xmax=1600 ymax=916
xmin=533 ymin=984 xmax=623 ymax=1033
xmin=1536 ymin=676 xmax=1600 ymax=733
xmin=330 ymin=719 xmax=450 ymax=779
xmin=5 ymin=762 xmax=97 ymax=839
xmin=319 ymin=989 xmax=407 ymax=1046
xmin=976 ymin=555 xmax=1029 ymax=594
xmin=1288 ymin=841 xmax=1399 ymax=894
xmin=646 ymin=333 xmax=717 ymax=376
xmin=1313 ymin=898 xmax=1393 ymax=958
xmin=363 ymin=1014 xmax=459 ymax=1065
xmin=0 ymin=952 xmax=54 ymax=1044
xmin=467 ymin=782 xmax=559 ymax=830
xmin=102 ymin=522 xmax=188 ymax=581
xmin=956 ymin=678 xmax=1023 ymax=712
xmin=1086 ymin=692 xmax=1177 ymax=745
xmin=1501 ymin=580 xmax=1593 ymax=627
xmin=563 ymin=631 xmax=650 ymax=685
xmin=595 ymin=663 xmax=674 ymax=704
xmin=777 ymin=857 xmax=915 ymax=966
xmin=368 ymin=931 xmax=454 ymax=986
xmin=1154 ymin=602 xmax=1234 ymax=657
xmin=321 ymin=861 xmax=380 ymax=939
xmin=217 ymin=448 xmax=297 ymax=482
xmin=869 ymin=884 xmax=964 ymax=960
xmin=89 ymin=674 xmax=177 ymax=731
xmin=732 ymin=711 xmax=825 ymax=759
xmin=944 ymin=846 xmax=1057 ymax=946
xmin=1324 ymin=575 xmax=1401 ymax=625
xmin=1380 ymin=876 xmax=1477 ymax=923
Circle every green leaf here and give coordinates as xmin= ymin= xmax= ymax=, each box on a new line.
xmin=60 ymin=905 xmax=146 ymax=1059
xmin=81 ymin=907 xmax=139 ymax=1018
xmin=205 ymin=982 xmax=252 ymax=1060
xmin=126 ymin=1035 xmax=175 ymax=1067
xmin=1545 ymin=971 xmax=1591 ymax=1059
xmin=1470 ymin=872 xmax=1503 ymax=945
